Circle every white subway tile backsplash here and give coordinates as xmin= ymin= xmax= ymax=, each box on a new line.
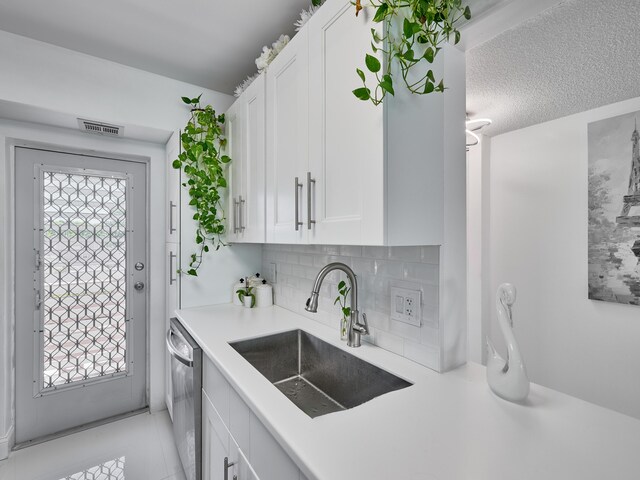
xmin=262 ymin=244 xmax=441 ymax=371
xmin=403 ymin=262 xmax=439 ymax=285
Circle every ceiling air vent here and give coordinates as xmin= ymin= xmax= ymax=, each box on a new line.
xmin=77 ymin=119 xmax=124 ymax=137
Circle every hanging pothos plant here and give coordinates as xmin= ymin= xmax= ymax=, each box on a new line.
xmin=172 ymin=95 xmax=231 ymax=276
xmin=353 ymin=0 xmax=471 ymax=106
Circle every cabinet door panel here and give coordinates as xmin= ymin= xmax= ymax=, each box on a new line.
xmin=203 ymin=392 xmax=230 ymax=480
xmin=242 ymin=74 xmax=266 ymax=243
xmin=249 ymin=412 xmax=298 ymax=480
xmin=308 ymin=0 xmax=385 ymax=245
xmin=166 ymin=130 xmax=181 ymax=243
xmin=266 ymin=28 xmax=309 ymax=244
xmin=226 ymin=100 xmax=243 ymax=243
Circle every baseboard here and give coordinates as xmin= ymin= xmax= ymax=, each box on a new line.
xmin=0 ymin=424 xmax=15 ymax=460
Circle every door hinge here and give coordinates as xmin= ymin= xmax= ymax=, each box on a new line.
xmin=35 ymin=250 xmax=41 ymax=270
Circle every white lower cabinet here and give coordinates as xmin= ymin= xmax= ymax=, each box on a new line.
xmin=202 ymin=357 xmax=305 ymax=480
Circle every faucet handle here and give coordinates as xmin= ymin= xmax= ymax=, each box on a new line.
xmin=353 ymin=312 xmax=370 ymax=336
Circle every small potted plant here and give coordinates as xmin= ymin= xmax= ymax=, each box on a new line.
xmin=334 ymin=280 xmax=351 ymax=341
xmin=236 ymin=279 xmax=256 ymax=308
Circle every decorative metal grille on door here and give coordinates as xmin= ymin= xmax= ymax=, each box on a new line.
xmin=40 ymin=168 xmax=129 ymax=391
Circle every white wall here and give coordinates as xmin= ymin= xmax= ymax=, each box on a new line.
xmin=0 ymin=29 xmax=243 ymax=454
xmin=485 ymin=96 xmax=640 ymax=419
xmin=0 ymin=30 xmax=232 ymax=133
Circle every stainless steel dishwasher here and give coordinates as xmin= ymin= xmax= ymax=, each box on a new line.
xmin=166 ymin=317 xmax=202 ymax=480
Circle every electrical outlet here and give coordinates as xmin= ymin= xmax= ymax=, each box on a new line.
xmin=390 ymin=287 xmax=421 ymax=327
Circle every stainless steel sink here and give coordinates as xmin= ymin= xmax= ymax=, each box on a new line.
xmin=229 ymin=329 xmax=412 ymax=418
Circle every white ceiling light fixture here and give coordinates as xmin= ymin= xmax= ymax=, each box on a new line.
xmin=466 ymin=117 xmax=492 ymax=150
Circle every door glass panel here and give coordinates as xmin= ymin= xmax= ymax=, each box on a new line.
xmin=41 ymin=170 xmax=128 ymax=391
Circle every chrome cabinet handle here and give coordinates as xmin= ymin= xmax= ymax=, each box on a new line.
xmin=166 ymin=329 xmax=193 ymax=367
xmin=169 ymin=201 xmax=177 ymax=234
xmin=294 ymin=177 xmax=303 ymax=231
xmin=224 ymin=457 xmax=236 ymax=480
xmin=239 ymin=195 xmax=246 ymax=232
xmin=169 ymin=251 xmax=177 ymax=285
xmin=233 ymin=197 xmax=240 ymax=234
xmin=307 ymin=171 xmax=316 ymax=230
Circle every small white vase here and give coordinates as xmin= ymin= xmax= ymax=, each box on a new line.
xmin=243 ymin=296 xmax=254 ymax=308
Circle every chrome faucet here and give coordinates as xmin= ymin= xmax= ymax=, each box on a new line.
xmin=305 ymin=262 xmax=369 ymax=347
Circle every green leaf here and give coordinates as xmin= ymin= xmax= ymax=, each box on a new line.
xmin=187 ymin=269 xmax=198 ymax=277
xmin=172 ymin=159 xmax=182 ymax=169
xmin=373 ymin=2 xmax=389 ymax=22
xmin=454 ymin=30 xmax=461 ymax=44
xmin=380 ymin=75 xmax=395 ymax=95
xmin=312 ymin=0 xmax=322 ymax=6
xmin=365 ymin=54 xmax=381 ymax=73
xmin=181 ymin=96 xmax=192 ymax=104
xmin=424 ymin=47 xmax=434 ymax=63
xmin=338 ymin=281 xmax=346 ymax=289
xmin=221 ymin=155 xmax=231 ymax=164
xmin=424 ymin=81 xmax=435 ymax=94
xmin=353 ymin=87 xmax=371 ymax=101
xmin=356 ymin=68 xmax=366 ymax=83
xmin=403 ymin=18 xmax=413 ymax=39
xmin=464 ymin=6 xmax=471 ymax=20
xmin=403 ymin=49 xmax=415 ymax=61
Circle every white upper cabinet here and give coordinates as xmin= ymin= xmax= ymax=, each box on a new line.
xmin=228 ymin=0 xmax=465 ymax=247
xmin=166 ymin=130 xmax=181 ymax=243
xmin=226 ymin=74 xmax=266 ymax=244
xmin=241 ymin=74 xmax=266 ymax=243
xmin=265 ymin=27 xmax=310 ymax=244
xmin=307 ymin=0 xmax=385 ymax=245
xmin=305 ymin=0 xmax=465 ymax=246
xmin=225 ymin=97 xmax=243 ymax=243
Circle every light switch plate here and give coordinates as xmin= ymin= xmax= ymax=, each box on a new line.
xmin=390 ymin=287 xmax=421 ymax=327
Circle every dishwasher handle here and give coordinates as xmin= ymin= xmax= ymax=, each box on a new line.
xmin=166 ymin=329 xmax=194 ymax=367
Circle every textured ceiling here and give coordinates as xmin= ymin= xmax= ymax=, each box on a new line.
xmin=466 ymin=0 xmax=640 ymax=136
xmin=0 ymin=0 xmax=309 ymax=94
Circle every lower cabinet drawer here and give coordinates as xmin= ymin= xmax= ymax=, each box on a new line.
xmin=202 ymin=358 xmax=303 ymax=480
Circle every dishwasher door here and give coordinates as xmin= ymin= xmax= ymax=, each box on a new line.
xmin=167 ymin=318 xmax=202 ymax=480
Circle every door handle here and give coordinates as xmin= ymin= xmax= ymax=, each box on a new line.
xmin=294 ymin=177 xmax=303 ymax=231
xmin=307 ymin=171 xmax=316 ymax=230
xmin=168 ymin=251 xmax=177 ymax=285
xmin=169 ymin=201 xmax=177 ymax=234
xmin=239 ymin=195 xmax=246 ymax=232
xmin=166 ymin=329 xmax=193 ymax=367
xmin=233 ymin=197 xmax=240 ymax=234
xmin=224 ymin=457 xmax=236 ymax=480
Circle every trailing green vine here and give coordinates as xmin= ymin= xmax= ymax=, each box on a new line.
xmin=353 ymin=0 xmax=471 ymax=106
xmin=172 ymin=95 xmax=231 ymax=276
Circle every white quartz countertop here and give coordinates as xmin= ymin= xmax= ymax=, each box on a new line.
xmin=176 ymin=304 xmax=640 ymax=480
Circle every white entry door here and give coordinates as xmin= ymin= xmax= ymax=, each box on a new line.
xmin=14 ymin=147 xmax=148 ymax=445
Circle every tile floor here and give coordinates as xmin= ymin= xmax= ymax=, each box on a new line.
xmin=0 ymin=411 xmax=186 ymax=480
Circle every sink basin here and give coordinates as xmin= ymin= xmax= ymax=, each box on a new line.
xmin=229 ymin=329 xmax=412 ymax=418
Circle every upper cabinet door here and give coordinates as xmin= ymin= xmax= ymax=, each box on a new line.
xmin=241 ymin=74 xmax=266 ymax=243
xmin=226 ymin=99 xmax=243 ymax=243
xmin=308 ymin=0 xmax=385 ymax=245
xmin=166 ymin=130 xmax=181 ymax=243
xmin=265 ymin=27 xmax=310 ymax=244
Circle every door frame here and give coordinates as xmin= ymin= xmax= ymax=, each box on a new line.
xmin=5 ymin=138 xmax=152 ymax=447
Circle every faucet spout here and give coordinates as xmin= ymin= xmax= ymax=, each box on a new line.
xmin=305 ymin=262 xmax=369 ymax=347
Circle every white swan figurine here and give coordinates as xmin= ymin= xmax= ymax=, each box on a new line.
xmin=486 ymin=283 xmax=530 ymax=402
